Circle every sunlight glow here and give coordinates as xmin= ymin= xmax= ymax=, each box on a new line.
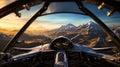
xmin=0 ymin=0 xmax=15 ymax=8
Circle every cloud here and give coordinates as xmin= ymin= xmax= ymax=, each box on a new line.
xmin=0 ymin=13 xmax=27 ymax=29
xmin=0 ymin=12 xmax=58 ymax=31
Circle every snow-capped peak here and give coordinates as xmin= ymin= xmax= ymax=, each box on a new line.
xmin=60 ymin=23 xmax=76 ymax=30
xmin=66 ymin=23 xmax=76 ymax=28
xmin=86 ymin=21 xmax=96 ymax=26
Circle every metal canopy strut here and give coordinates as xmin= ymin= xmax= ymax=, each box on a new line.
xmin=76 ymin=1 xmax=120 ymax=52
xmin=2 ymin=1 xmax=51 ymax=52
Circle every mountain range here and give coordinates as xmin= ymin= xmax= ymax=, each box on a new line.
xmin=0 ymin=21 xmax=120 ymax=51
xmin=44 ymin=21 xmax=110 ymax=47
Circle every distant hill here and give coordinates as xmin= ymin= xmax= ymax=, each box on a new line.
xmin=0 ymin=32 xmax=10 ymax=51
xmin=0 ymin=27 xmax=17 ymax=36
xmin=18 ymin=33 xmax=52 ymax=44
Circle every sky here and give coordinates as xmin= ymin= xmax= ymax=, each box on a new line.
xmin=0 ymin=1 xmax=120 ymax=31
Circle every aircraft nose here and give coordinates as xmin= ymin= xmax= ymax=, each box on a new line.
xmin=54 ymin=51 xmax=68 ymax=67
